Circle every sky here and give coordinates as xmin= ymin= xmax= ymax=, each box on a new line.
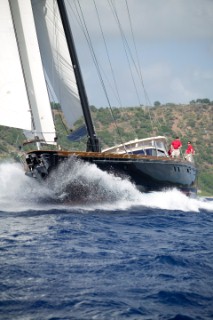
xmin=67 ymin=0 xmax=213 ymax=107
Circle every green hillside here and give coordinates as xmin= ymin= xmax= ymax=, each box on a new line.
xmin=0 ymin=103 xmax=212 ymax=195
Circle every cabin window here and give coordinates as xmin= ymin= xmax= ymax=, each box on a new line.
xmin=157 ymin=150 xmax=166 ymax=157
xmin=146 ymin=148 xmax=157 ymax=156
xmin=156 ymin=141 xmax=164 ymax=149
xmin=132 ymin=150 xmax=145 ymax=155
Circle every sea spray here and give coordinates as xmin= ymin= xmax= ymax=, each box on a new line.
xmin=0 ymin=161 xmax=56 ymax=211
xmin=44 ymin=156 xmax=141 ymax=204
xmin=0 ymin=160 xmax=212 ymax=213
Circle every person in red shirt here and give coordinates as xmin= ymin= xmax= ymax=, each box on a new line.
xmin=185 ymin=141 xmax=195 ymax=162
xmin=170 ymin=136 xmax=182 ymax=158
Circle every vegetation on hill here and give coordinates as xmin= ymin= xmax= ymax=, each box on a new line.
xmin=0 ymin=103 xmax=212 ymax=195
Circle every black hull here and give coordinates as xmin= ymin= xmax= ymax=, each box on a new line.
xmin=25 ymin=150 xmax=198 ymax=198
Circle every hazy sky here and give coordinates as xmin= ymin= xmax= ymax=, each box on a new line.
xmin=67 ymin=0 xmax=213 ymax=107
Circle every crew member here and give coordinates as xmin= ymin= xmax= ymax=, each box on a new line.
xmin=170 ymin=136 xmax=182 ymax=158
xmin=185 ymin=141 xmax=195 ymax=162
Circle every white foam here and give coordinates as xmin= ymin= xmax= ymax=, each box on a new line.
xmin=0 ymin=161 xmax=55 ymax=212
xmin=0 ymin=160 xmax=212 ymax=213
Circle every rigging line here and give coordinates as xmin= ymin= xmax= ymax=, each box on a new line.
xmin=110 ymin=0 xmax=161 ymax=134
xmin=93 ymin=0 xmax=123 ymax=108
xmin=124 ymin=3 xmax=152 ymax=105
xmin=92 ymin=0 xmax=128 ymax=148
xmin=71 ymin=1 xmax=137 ymax=146
xmin=72 ymin=0 xmax=122 ymax=110
xmin=70 ymin=0 xmax=128 ymax=150
xmin=107 ymin=0 xmax=160 ymax=139
xmin=107 ymin=0 xmax=141 ymax=143
xmin=125 ymin=0 xmax=150 ymax=104
xmin=67 ymin=2 xmax=124 ymax=107
xmin=77 ymin=1 xmax=127 ymax=150
xmin=124 ymin=0 xmax=157 ymax=135
xmin=108 ymin=0 xmax=141 ymax=108
xmin=72 ymin=1 xmax=111 ymax=107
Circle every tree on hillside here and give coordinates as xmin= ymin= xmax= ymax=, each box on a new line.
xmin=199 ymin=98 xmax=210 ymax=104
xmin=154 ymin=101 xmax=161 ymax=107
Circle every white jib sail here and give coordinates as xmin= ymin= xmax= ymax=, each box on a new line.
xmin=0 ymin=0 xmax=32 ymax=131
xmin=0 ymin=0 xmax=56 ymax=144
xmin=31 ymin=0 xmax=83 ymax=129
xmin=9 ymin=0 xmax=57 ymax=144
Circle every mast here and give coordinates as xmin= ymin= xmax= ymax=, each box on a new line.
xmin=56 ymin=0 xmax=101 ymax=152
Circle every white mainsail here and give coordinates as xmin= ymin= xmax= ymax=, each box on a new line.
xmin=31 ymin=0 xmax=83 ymax=129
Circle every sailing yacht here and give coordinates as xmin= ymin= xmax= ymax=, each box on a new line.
xmin=0 ymin=0 xmax=197 ymax=198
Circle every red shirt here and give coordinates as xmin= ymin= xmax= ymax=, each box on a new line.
xmin=171 ymin=139 xmax=182 ymax=149
xmin=186 ymin=145 xmax=194 ymax=154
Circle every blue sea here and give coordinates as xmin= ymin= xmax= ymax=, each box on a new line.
xmin=0 ymin=161 xmax=213 ymax=320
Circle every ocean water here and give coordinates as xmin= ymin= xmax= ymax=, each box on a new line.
xmin=0 ymin=161 xmax=213 ymax=320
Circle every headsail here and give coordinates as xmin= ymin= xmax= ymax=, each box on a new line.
xmin=0 ymin=0 xmax=56 ymax=144
xmin=31 ymin=0 xmax=83 ymax=129
xmin=0 ymin=0 xmax=32 ymax=131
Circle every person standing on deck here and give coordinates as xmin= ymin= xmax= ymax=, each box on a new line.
xmin=170 ymin=136 xmax=182 ymax=158
xmin=185 ymin=141 xmax=195 ymax=162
